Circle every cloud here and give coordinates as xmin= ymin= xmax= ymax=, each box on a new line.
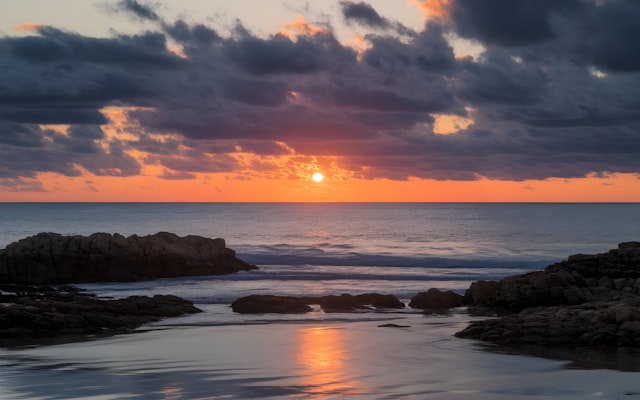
xmin=449 ymin=0 xmax=582 ymax=47
xmin=118 ymin=0 xmax=161 ymax=21
xmin=1 ymin=0 xmax=640 ymax=186
xmin=340 ymin=1 xmax=390 ymax=29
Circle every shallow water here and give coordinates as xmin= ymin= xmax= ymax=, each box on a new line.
xmin=2 ymin=314 xmax=640 ymax=399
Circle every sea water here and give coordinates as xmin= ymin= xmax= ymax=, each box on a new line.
xmin=1 ymin=203 xmax=639 ymax=301
xmin=1 ymin=203 xmax=640 ymax=399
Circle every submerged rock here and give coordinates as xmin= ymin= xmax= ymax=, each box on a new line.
xmin=0 ymin=232 xmax=257 ymax=284
xmin=231 ymin=295 xmax=312 ymax=314
xmin=232 ymin=293 xmax=405 ymax=314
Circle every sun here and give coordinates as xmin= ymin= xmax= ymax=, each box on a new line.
xmin=312 ymin=172 xmax=324 ymax=183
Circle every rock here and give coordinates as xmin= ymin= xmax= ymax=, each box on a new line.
xmin=0 ymin=285 xmax=201 ymax=343
xmin=455 ymin=299 xmax=640 ymax=347
xmin=0 ymin=232 xmax=257 ymax=284
xmin=310 ymin=293 xmax=405 ymax=312
xmin=456 ymin=241 xmax=640 ymax=348
xmin=464 ymin=241 xmax=640 ymax=311
xmin=409 ymin=288 xmax=465 ymax=309
xmin=231 ymin=295 xmax=312 ymax=314
xmin=231 ymin=293 xmax=405 ymax=314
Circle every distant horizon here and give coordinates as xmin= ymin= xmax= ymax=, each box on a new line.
xmin=2 ymin=1 xmax=639 ymax=202
xmin=3 ymin=200 xmax=640 ymax=204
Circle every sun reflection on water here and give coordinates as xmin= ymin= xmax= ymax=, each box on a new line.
xmin=296 ymin=326 xmax=366 ymax=397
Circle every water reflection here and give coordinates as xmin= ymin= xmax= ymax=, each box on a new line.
xmin=296 ymin=326 xmax=366 ymax=396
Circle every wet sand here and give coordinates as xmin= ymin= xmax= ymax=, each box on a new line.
xmin=1 ymin=310 xmax=640 ymax=399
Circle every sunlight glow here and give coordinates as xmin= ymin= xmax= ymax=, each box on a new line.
xmin=297 ymin=327 xmax=362 ymax=396
xmin=312 ymin=172 xmax=324 ymax=183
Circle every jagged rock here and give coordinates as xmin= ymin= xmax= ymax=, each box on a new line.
xmin=457 ymin=242 xmax=640 ymax=347
xmin=464 ymin=242 xmax=640 ymax=311
xmin=455 ymin=299 xmax=640 ymax=347
xmin=231 ymin=293 xmax=405 ymax=314
xmin=0 ymin=285 xmax=201 ymax=342
xmin=0 ymin=232 xmax=257 ymax=284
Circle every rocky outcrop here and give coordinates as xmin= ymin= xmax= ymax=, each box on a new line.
xmin=0 ymin=232 xmax=257 ymax=284
xmin=456 ymin=298 xmax=640 ymax=347
xmin=464 ymin=241 xmax=640 ymax=311
xmin=0 ymin=284 xmax=201 ymax=343
xmin=456 ymin=242 xmax=640 ymax=347
xmin=409 ymin=288 xmax=465 ymax=309
xmin=232 ymin=293 xmax=405 ymax=314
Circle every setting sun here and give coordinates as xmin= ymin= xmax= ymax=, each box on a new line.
xmin=312 ymin=173 xmax=324 ymax=183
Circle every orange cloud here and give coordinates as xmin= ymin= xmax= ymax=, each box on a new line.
xmin=278 ymin=16 xmax=329 ymax=39
xmin=431 ymin=112 xmax=475 ymax=135
xmin=13 ymin=23 xmax=46 ymax=32
xmin=348 ymin=34 xmax=372 ymax=62
xmin=408 ymin=0 xmax=452 ymax=20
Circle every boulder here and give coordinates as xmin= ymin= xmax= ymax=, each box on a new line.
xmin=0 ymin=232 xmax=257 ymax=284
xmin=409 ymin=288 xmax=465 ymax=309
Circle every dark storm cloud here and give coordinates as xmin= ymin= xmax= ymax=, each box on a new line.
xmin=0 ymin=124 xmax=140 ymax=179
xmin=164 ymin=20 xmax=220 ymax=46
xmin=0 ymin=109 xmax=108 ymax=125
xmin=449 ymin=0 xmax=582 ymax=47
xmin=449 ymin=0 xmax=640 ymax=73
xmin=362 ymin=23 xmax=456 ymax=74
xmin=221 ymin=77 xmax=291 ymax=107
xmin=340 ymin=1 xmax=390 ymax=29
xmin=8 ymin=26 xmax=181 ymax=68
xmin=575 ymin=0 xmax=640 ymax=72
xmin=225 ymin=35 xmax=330 ymax=75
xmin=2 ymin=0 xmax=640 ymax=186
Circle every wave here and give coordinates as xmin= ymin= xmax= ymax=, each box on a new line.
xmin=236 ymin=244 xmax=557 ymax=270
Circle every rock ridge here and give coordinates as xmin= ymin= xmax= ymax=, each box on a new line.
xmin=0 ymin=284 xmax=201 ymax=344
xmin=0 ymin=232 xmax=257 ymax=284
xmin=456 ymin=241 xmax=640 ymax=347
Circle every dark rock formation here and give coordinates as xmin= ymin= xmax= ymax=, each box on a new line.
xmin=232 ymin=293 xmax=405 ymax=314
xmin=0 ymin=232 xmax=257 ymax=284
xmin=231 ymin=295 xmax=312 ymax=314
xmin=307 ymin=293 xmax=405 ymax=312
xmin=456 ymin=299 xmax=640 ymax=347
xmin=378 ymin=323 xmax=411 ymax=328
xmin=464 ymin=241 xmax=640 ymax=312
xmin=0 ymin=285 xmax=201 ymax=343
xmin=409 ymin=288 xmax=465 ymax=309
xmin=456 ymin=242 xmax=640 ymax=347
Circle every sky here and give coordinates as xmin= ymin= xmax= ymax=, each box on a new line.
xmin=1 ymin=0 xmax=639 ymax=202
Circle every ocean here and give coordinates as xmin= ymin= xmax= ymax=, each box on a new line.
xmin=1 ymin=202 xmax=640 ymax=399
